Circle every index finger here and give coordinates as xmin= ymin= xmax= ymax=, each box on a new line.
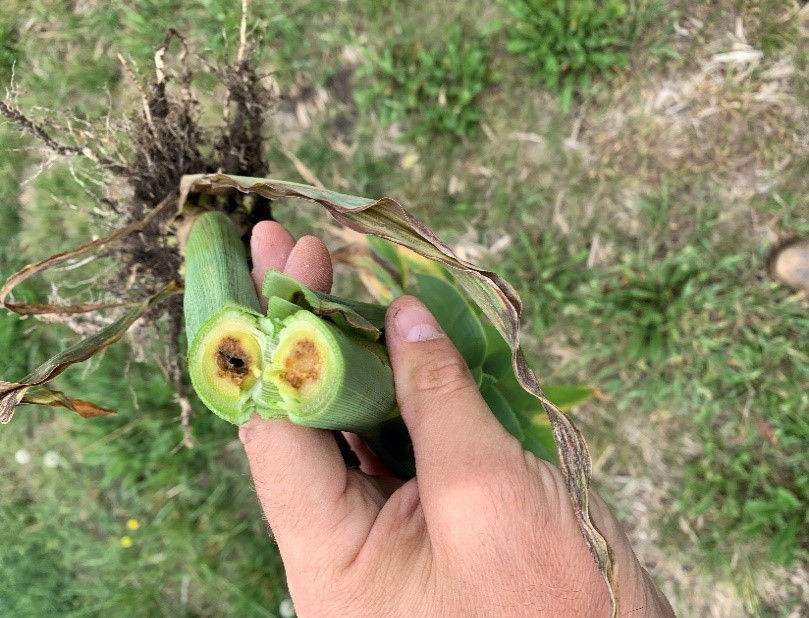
xmin=241 ymin=223 xmax=369 ymax=568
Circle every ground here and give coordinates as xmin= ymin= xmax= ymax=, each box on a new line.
xmin=0 ymin=1 xmax=807 ymax=616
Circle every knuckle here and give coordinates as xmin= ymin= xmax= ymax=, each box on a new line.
xmin=479 ymin=458 xmax=535 ymax=515
xmin=410 ymin=355 xmax=472 ymax=398
xmin=435 ymin=458 xmax=525 ymax=522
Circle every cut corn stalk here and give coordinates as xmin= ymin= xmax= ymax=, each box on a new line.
xmin=183 ymin=212 xmax=403 ymax=472
xmin=264 ymin=311 xmax=397 ymax=432
xmin=183 ymin=209 xmax=595 ymax=479
xmin=184 ymin=211 xmax=267 ymax=424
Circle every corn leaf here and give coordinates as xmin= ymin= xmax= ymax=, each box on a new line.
xmin=521 ymin=420 xmax=556 ymax=463
xmin=263 ymin=269 xmax=387 ymax=337
xmin=0 ymin=282 xmax=179 ymax=423
xmin=366 ymin=236 xmax=404 ymax=274
xmin=543 ymin=385 xmax=594 ymax=411
xmin=481 ymin=321 xmax=514 ymax=377
xmin=480 ymin=374 xmax=524 ymax=441
xmin=355 ymin=256 xmax=403 ymax=304
xmin=179 ymin=173 xmax=618 ymax=614
xmin=20 ymin=386 xmax=115 ymax=418
xmin=397 ymin=245 xmax=452 ymax=285
xmin=368 ymin=237 xmax=451 ymax=286
xmin=332 ymin=243 xmax=403 ymax=304
xmin=413 ymin=273 xmax=487 ymax=370
xmin=0 ymin=194 xmax=176 ymax=316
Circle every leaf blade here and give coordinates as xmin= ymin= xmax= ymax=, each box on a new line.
xmin=0 ymin=281 xmax=179 ymax=423
xmin=413 ymin=273 xmax=487 ymax=369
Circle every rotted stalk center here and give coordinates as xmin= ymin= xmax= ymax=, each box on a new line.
xmin=216 ymin=336 xmax=253 ymax=383
xmin=280 ymin=338 xmax=322 ymax=390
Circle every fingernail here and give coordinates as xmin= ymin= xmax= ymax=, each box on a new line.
xmin=395 ymin=300 xmax=445 ymax=342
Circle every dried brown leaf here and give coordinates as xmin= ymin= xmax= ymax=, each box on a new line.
xmin=21 ymin=386 xmax=116 ymax=418
xmin=0 ymin=193 xmax=176 ymax=316
xmin=0 ymin=282 xmax=179 ymax=423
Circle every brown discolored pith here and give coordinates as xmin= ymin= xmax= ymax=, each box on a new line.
xmin=280 ymin=339 xmax=321 ymax=390
xmin=216 ymin=337 xmax=251 ymax=385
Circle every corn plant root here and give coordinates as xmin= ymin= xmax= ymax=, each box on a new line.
xmin=0 ymin=10 xmax=277 ymax=447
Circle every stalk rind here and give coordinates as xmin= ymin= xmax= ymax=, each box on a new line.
xmin=184 ymin=212 xmax=265 ymax=424
xmin=266 ymin=310 xmax=398 ymax=433
xmin=188 ymin=305 xmax=265 ymax=424
xmin=183 ymin=211 xmax=262 ymax=343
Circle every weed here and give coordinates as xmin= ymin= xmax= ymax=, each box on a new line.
xmin=676 ymin=268 xmax=809 ymax=567
xmin=588 ymin=246 xmax=708 ymax=363
xmin=496 ymin=229 xmax=590 ymax=339
xmin=354 ymin=24 xmax=489 ymax=142
xmin=742 ymin=0 xmax=802 ymax=55
xmin=580 ymin=233 xmax=809 ymax=572
xmin=500 ymin=0 xmax=664 ymax=111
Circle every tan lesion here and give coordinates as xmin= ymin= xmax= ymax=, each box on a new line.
xmin=280 ymin=339 xmax=321 ymax=390
xmin=216 ymin=337 xmax=251 ymax=385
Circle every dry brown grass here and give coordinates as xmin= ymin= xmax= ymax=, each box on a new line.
xmin=585 ymin=10 xmax=807 ymax=204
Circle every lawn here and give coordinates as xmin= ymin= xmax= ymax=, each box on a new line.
xmin=1 ymin=1 xmax=807 ymax=615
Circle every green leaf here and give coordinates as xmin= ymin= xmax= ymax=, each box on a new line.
xmin=481 ymin=374 xmax=524 ymax=440
xmin=263 ymin=269 xmax=386 ymax=338
xmin=520 ymin=419 xmax=555 ymax=463
xmin=542 ymin=384 xmax=594 ymax=411
xmin=367 ymin=236 xmax=404 ymax=277
xmin=265 ymin=296 xmax=301 ymax=321
xmin=414 ymin=273 xmax=487 ymax=369
xmin=489 ymin=364 xmax=543 ymax=412
xmin=560 ymin=76 xmax=574 ymax=113
xmin=482 ymin=322 xmax=512 ymax=377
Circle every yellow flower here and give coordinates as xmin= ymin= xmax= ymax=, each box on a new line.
xmin=126 ymin=518 xmax=140 ymax=531
xmin=119 ymin=535 xmax=133 ymax=548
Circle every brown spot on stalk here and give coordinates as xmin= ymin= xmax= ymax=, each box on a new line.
xmin=216 ymin=337 xmax=250 ymax=385
xmin=280 ymin=339 xmax=321 ymax=389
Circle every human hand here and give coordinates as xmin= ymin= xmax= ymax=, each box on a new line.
xmin=240 ymin=221 xmax=674 ymax=617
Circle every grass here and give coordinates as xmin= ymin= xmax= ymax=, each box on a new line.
xmin=499 ymin=0 xmax=667 ymax=111
xmin=0 ymin=370 xmax=286 ymax=616
xmin=586 ymin=230 xmax=809 ymax=564
xmin=1 ymin=0 xmax=808 ymax=615
xmin=354 ymin=22 xmax=490 ymax=141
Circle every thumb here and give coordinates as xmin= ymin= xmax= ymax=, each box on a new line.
xmin=385 ymin=296 xmax=514 ymax=487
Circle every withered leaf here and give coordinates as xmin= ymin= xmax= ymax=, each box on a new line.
xmin=21 ymin=386 xmax=116 ymax=418
xmin=0 ymin=282 xmax=179 ymax=424
xmin=332 ymin=243 xmax=402 ymax=304
xmin=179 ymin=173 xmax=618 ymax=615
xmin=0 ymin=193 xmax=176 ymax=316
